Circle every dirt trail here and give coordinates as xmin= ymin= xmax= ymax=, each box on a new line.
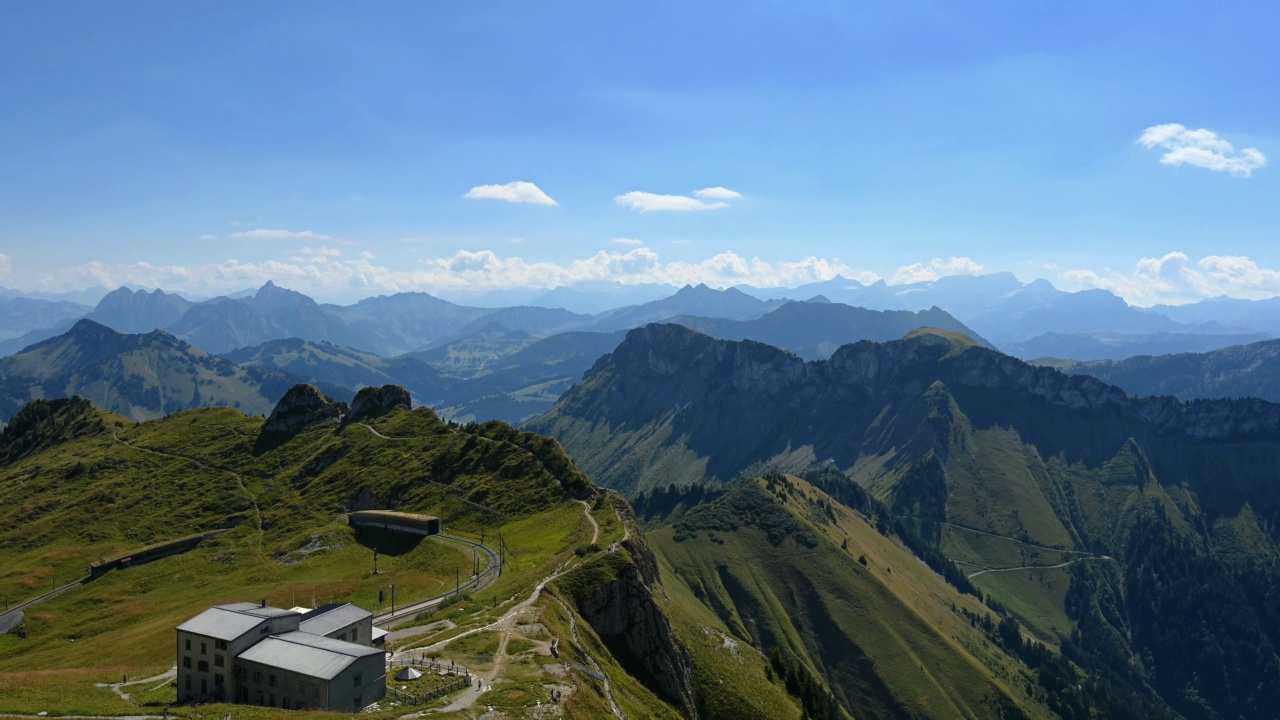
xmin=966 ymin=555 xmax=1114 ymax=580
xmin=94 ymin=667 xmax=176 ymax=704
xmin=579 ymin=500 xmax=600 ymax=545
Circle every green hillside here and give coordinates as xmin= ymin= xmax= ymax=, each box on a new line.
xmin=532 ymin=323 xmax=1280 ymax=720
xmin=0 ymin=390 xmax=637 ymax=717
xmin=650 ymin=475 xmax=1050 ymax=720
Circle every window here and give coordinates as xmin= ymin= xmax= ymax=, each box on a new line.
xmin=185 ymin=676 xmax=191 ymax=690
xmin=197 ymin=661 xmax=208 ymax=673
xmin=214 ymin=654 xmax=224 ymax=667
xmin=215 ymin=673 xmax=224 ymax=687
xmin=184 ymin=638 xmax=191 ymax=651
xmin=253 ymin=671 xmax=261 ymax=683
xmin=350 ymin=629 xmax=357 ymax=642
xmin=353 ymin=695 xmax=362 ymax=711
xmin=183 ymin=657 xmax=191 ymax=669
xmin=311 ymin=683 xmax=319 ymax=699
xmin=200 ymin=642 xmax=207 ymax=655
xmin=353 ymin=673 xmax=362 ymax=687
xmin=255 ymin=690 xmax=263 ymax=706
xmin=215 ymin=639 xmax=228 ymax=650
xmin=269 ymin=673 xmax=277 ymax=687
xmin=201 ymin=678 xmax=207 ymax=694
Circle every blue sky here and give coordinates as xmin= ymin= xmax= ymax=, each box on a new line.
xmin=1 ymin=1 xmax=1276 ymax=305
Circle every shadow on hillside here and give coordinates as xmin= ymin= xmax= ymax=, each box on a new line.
xmin=353 ymin=525 xmax=424 ymax=556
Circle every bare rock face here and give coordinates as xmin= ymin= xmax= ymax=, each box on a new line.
xmin=574 ymin=509 xmax=699 ymax=719
xmin=347 ymin=384 xmax=412 ymax=422
xmin=262 ymin=384 xmax=348 ymax=435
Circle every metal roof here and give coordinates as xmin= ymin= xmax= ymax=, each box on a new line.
xmin=299 ymin=603 xmax=372 ymax=637
xmin=176 ymin=607 xmax=269 ymax=642
xmin=236 ymin=631 xmax=384 ymax=680
xmin=217 ymin=602 xmax=301 ymax=618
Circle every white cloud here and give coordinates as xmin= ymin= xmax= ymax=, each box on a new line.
xmin=614 ymin=187 xmax=743 ymax=212
xmin=1061 ymin=252 xmax=1280 ymax=306
xmin=890 ymin=257 xmax=984 ymax=285
xmin=1137 ymin=123 xmax=1267 ymax=177
xmin=615 ymin=191 xmax=727 ymax=212
xmin=229 ymin=228 xmax=333 ymax=240
xmin=691 ymin=187 xmax=743 ymax=200
xmin=611 ymin=238 xmax=645 ymax=246
xmin=464 ymin=181 xmax=557 ymax=206
xmin=19 ymin=248 xmax=873 ymax=300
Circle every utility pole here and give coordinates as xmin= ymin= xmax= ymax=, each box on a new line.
xmin=456 ymin=566 xmax=460 ymax=595
xmin=391 ymin=584 xmax=396 ymax=617
xmin=373 ymin=550 xmax=379 ymax=576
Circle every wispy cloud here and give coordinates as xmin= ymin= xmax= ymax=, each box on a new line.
xmin=1138 ymin=124 xmax=1267 ymax=177
xmin=611 ymin=237 xmax=645 ymax=246
xmin=0 ymin=252 xmax=11 ymax=281
xmin=1062 ymin=252 xmax=1280 ymax=305
xmin=197 ymin=234 xmax=219 ymax=241
xmin=229 ymin=228 xmax=333 ymax=240
xmin=891 ymin=257 xmax=984 ymax=284
xmin=464 ymin=181 xmax=557 ymax=206
xmin=614 ymin=187 xmax=743 ymax=212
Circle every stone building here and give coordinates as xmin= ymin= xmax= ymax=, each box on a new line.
xmin=175 ymin=601 xmax=386 ymax=711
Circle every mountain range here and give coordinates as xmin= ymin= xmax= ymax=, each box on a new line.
xmin=530 ymin=323 xmax=1280 ymax=720
xmin=0 ymin=320 xmax=350 ymax=422
xmin=8 ymin=275 xmax=1280 ymax=365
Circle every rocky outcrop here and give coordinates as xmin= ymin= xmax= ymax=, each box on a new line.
xmin=571 ymin=508 xmax=698 ymax=718
xmin=261 ymin=384 xmax=348 ymax=435
xmin=346 ymin=384 xmax=412 ymax=422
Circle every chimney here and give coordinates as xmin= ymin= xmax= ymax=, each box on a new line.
xmin=260 ymin=598 xmax=266 ymax=608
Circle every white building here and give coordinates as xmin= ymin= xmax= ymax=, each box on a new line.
xmin=175 ymin=601 xmax=387 ymax=711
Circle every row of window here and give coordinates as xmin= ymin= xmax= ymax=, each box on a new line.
xmin=180 ymin=654 xmax=223 ymax=671
xmin=182 ymin=638 xmax=228 ymax=653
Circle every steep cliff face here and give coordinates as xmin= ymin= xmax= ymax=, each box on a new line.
xmin=533 ymin=323 xmax=1280 ymax=495
xmin=558 ymin=500 xmax=698 ymax=718
xmin=261 ymin=384 xmax=348 ymax=436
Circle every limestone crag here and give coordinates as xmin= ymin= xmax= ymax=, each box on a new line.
xmin=262 ymin=384 xmax=348 ymax=435
xmin=575 ymin=508 xmax=698 ymax=719
xmin=346 ymin=384 xmax=412 ymax=422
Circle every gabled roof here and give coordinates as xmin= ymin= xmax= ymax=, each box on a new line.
xmin=177 ymin=607 xmax=269 ymax=642
xmin=299 ymin=603 xmax=372 ymax=637
xmin=236 ymin=631 xmax=384 ymax=680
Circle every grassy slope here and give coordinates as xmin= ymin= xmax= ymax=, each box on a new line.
xmin=0 ymin=401 xmax=607 ymax=717
xmin=651 ymin=476 xmax=1053 ymax=720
